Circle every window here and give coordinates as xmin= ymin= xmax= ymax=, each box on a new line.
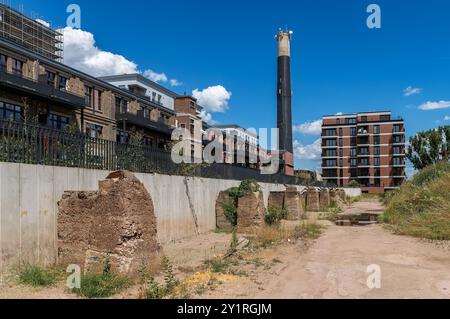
xmin=374 ymin=135 xmax=380 ymax=145
xmin=115 ymin=97 xmax=122 ymax=113
xmin=360 ymin=158 xmax=369 ymax=166
xmin=350 ymin=148 xmax=357 ymax=157
xmin=325 ymin=139 xmax=337 ymax=147
xmin=393 ymin=125 xmax=402 ymax=133
xmin=97 ymin=90 xmax=102 ymax=111
xmin=374 ymin=157 xmax=380 ymax=166
xmin=46 ymin=71 xmax=56 ymax=87
xmin=157 ymin=94 xmax=162 ymax=105
xmin=339 ymin=138 xmax=343 ymax=147
xmin=351 ymin=159 xmax=357 ymax=167
xmin=380 ymin=115 xmax=390 ymax=121
xmin=117 ymin=130 xmax=129 ymax=144
xmin=361 ymin=116 xmax=368 ymax=122
xmin=393 ymin=135 xmax=403 ymax=144
xmin=11 ymin=58 xmax=23 ymax=76
xmin=393 ymin=146 xmax=402 ymax=155
xmin=152 ymin=92 xmax=156 ymax=102
xmin=48 ymin=113 xmax=69 ymax=130
xmin=360 ymin=147 xmax=369 ymax=155
xmin=393 ymin=157 xmax=403 ymax=166
xmin=350 ymin=127 xmax=357 ymax=136
xmin=336 ymin=118 xmax=340 ymax=124
xmin=0 ymin=54 xmax=7 ymax=71
xmin=325 ymin=159 xmax=337 ymax=167
xmin=84 ymin=86 xmax=93 ymax=107
xmin=374 ymin=168 xmax=381 ymax=177
xmin=339 ymin=148 xmax=343 ymax=157
xmin=86 ymin=123 xmax=102 ymax=138
xmin=339 ymin=128 xmax=343 ymax=136
xmin=58 ymin=76 xmax=68 ymax=91
xmin=143 ymin=136 xmax=154 ymax=147
xmin=325 ymin=129 xmax=337 ymax=136
xmin=346 ymin=118 xmax=357 ymax=125
xmin=374 ymin=125 xmax=380 ymax=134
xmin=325 ymin=149 xmax=337 ymax=157
xmin=0 ymin=101 xmax=22 ymax=121
xmin=339 ymin=159 xmax=343 ymax=167
xmin=374 ymin=147 xmax=380 ymax=156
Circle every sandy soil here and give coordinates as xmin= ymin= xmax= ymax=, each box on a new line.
xmin=202 ymin=199 xmax=450 ymax=299
xmin=1 ymin=198 xmax=449 ymax=299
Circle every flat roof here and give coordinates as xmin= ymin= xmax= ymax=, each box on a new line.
xmin=323 ymin=111 xmax=392 ymax=119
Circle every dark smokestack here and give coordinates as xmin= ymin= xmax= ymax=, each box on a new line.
xmin=276 ymin=30 xmax=293 ymax=154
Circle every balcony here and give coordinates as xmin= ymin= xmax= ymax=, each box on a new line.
xmin=116 ymin=110 xmax=174 ymax=135
xmin=0 ymin=69 xmax=85 ymax=109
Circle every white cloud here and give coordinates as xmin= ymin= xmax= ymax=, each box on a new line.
xmin=60 ymin=27 xmax=180 ymax=86
xmin=200 ymin=110 xmax=217 ymax=125
xmin=418 ymin=100 xmax=450 ymax=111
xmin=192 ymin=86 xmax=232 ymax=113
xmin=293 ymin=119 xmax=322 ymax=135
xmin=143 ymin=70 xmax=168 ymax=83
xmin=444 ymin=115 xmax=450 ymax=121
xmin=170 ymin=79 xmax=182 ymax=87
xmin=293 ymin=139 xmax=322 ymax=161
xmin=403 ymin=86 xmax=423 ymax=97
xmin=61 ymin=27 xmax=138 ymax=76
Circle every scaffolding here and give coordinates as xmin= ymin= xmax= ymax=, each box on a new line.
xmin=0 ymin=1 xmax=63 ymax=61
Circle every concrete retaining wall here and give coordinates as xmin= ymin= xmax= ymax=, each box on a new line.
xmin=0 ymin=162 xmax=305 ymax=271
xmin=342 ymin=188 xmax=362 ymax=198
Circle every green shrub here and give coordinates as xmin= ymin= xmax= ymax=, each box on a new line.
xmin=410 ymin=161 xmax=450 ymax=187
xmin=140 ymin=257 xmax=179 ymax=299
xmin=72 ymin=272 xmax=130 ymax=298
xmin=265 ymin=207 xmax=288 ymax=225
xmin=222 ymin=199 xmax=238 ymax=226
xmin=17 ymin=265 xmax=60 ymax=287
xmin=383 ymin=164 xmax=450 ymax=240
xmin=162 ymin=256 xmax=178 ymax=294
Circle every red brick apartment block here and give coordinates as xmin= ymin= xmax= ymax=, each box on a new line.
xmin=321 ymin=112 xmax=406 ymax=193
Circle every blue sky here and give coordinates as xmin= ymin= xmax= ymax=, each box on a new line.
xmin=16 ymin=0 xmax=450 ymax=173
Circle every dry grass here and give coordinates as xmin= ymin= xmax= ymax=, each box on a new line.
xmin=382 ymin=163 xmax=450 ymax=240
xmin=248 ymin=222 xmax=323 ymax=248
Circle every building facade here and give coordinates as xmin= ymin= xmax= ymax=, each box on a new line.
xmin=321 ymin=111 xmax=406 ymax=193
xmin=0 ymin=2 xmax=179 ymax=150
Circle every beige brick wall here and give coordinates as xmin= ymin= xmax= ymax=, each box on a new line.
xmin=100 ymin=90 xmax=115 ymax=120
xmin=23 ymin=60 xmax=39 ymax=80
xmin=128 ymin=100 xmax=139 ymax=115
xmin=150 ymin=108 xmax=160 ymax=122
xmin=67 ymin=77 xmax=84 ymax=96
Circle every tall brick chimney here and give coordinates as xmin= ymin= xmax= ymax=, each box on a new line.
xmin=276 ymin=30 xmax=294 ymax=176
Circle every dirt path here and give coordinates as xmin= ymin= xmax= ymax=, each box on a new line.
xmin=1 ymin=199 xmax=449 ymax=299
xmin=204 ymin=199 xmax=450 ymax=299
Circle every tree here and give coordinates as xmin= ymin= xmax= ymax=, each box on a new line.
xmin=407 ymin=126 xmax=450 ymax=170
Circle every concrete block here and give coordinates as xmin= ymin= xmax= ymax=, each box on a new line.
xmin=58 ymin=171 xmax=161 ymax=277
xmin=306 ymin=188 xmax=320 ymax=212
xmin=268 ymin=191 xmax=285 ymax=211
xmin=237 ymin=191 xmax=266 ymax=230
xmin=320 ymin=188 xmax=331 ymax=209
xmin=284 ymin=187 xmax=303 ymax=220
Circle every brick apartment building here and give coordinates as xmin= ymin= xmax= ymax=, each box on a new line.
xmin=321 ymin=111 xmax=406 ymax=193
